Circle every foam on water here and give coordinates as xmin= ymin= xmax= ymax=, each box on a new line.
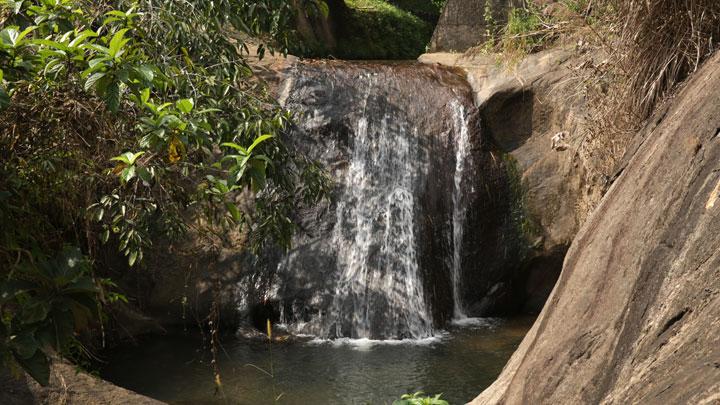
xmin=451 ymin=317 xmax=500 ymax=328
xmin=307 ymin=333 xmax=448 ymax=351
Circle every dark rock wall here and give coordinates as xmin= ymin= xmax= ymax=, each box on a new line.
xmin=278 ymin=61 xmax=473 ymax=335
xmin=275 ymin=60 xmax=532 ymax=333
xmin=430 ymin=0 xmax=521 ymax=52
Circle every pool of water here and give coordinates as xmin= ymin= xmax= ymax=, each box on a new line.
xmin=100 ymin=317 xmax=532 ymax=405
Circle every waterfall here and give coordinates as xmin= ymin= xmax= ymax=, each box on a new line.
xmin=451 ymin=100 xmax=471 ymax=320
xmin=271 ymin=61 xmax=482 ymax=340
xmin=326 ymin=74 xmax=433 ymax=339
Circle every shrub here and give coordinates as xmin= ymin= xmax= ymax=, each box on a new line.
xmin=0 ymin=0 xmax=328 ymax=384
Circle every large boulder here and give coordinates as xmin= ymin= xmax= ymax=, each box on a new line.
xmin=429 ymin=0 xmax=522 ymax=52
xmin=473 ymin=51 xmax=720 ymax=403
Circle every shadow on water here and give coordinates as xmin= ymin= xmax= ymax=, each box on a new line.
xmin=100 ymin=317 xmax=533 ymax=405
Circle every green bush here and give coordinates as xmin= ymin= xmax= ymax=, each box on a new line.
xmin=0 ymin=0 xmax=328 ymax=384
xmin=503 ymin=6 xmax=544 ymax=54
xmin=338 ymin=0 xmax=433 ymax=59
xmin=0 ymin=247 xmax=122 ymax=385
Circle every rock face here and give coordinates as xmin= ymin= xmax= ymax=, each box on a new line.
xmin=271 ymin=60 xmax=529 ymax=337
xmin=429 ymin=0 xmax=521 ymax=52
xmin=118 ymin=48 xmax=598 ymax=336
xmin=472 ymin=52 xmax=720 ymax=404
xmin=420 ymin=49 xmax=596 ymax=313
xmin=118 ymin=50 xmax=590 ymax=335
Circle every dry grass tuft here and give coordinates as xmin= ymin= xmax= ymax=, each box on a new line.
xmin=606 ymin=0 xmax=720 ymax=119
xmin=574 ymin=0 xmax=719 ymax=181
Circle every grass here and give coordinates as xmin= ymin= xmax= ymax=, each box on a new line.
xmin=298 ymin=0 xmax=435 ymax=60
xmin=388 ymin=0 xmax=444 ymax=22
xmin=336 ymin=0 xmax=434 ymax=59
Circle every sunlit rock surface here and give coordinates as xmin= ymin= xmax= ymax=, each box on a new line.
xmin=473 ymin=52 xmax=720 ymax=404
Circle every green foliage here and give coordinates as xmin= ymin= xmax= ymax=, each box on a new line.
xmin=0 ymin=0 xmax=328 ymax=384
xmin=561 ymin=0 xmax=590 ymax=14
xmin=503 ymin=6 xmax=544 ymax=54
xmin=389 ymin=0 xmax=445 ymax=22
xmin=2 ymin=0 xmax=329 ymax=266
xmin=0 ymin=247 xmax=118 ymax=386
xmin=291 ymin=0 xmax=440 ymax=59
xmin=476 ymin=3 xmax=558 ymax=64
xmin=393 ymin=391 xmax=450 ymax=405
xmin=333 ymin=0 xmax=434 ymax=59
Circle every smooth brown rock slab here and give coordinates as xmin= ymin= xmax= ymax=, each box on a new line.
xmin=471 ymin=52 xmax=720 ymax=404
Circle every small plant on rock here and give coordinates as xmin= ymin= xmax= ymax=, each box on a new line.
xmin=393 ymin=391 xmax=450 ymax=405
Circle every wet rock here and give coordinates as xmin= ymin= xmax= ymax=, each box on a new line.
xmin=276 ymin=61 xmax=482 ymax=337
xmin=420 ymin=48 xmax=604 ymax=316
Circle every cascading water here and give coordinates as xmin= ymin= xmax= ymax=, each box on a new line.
xmin=450 ymin=100 xmax=471 ymax=321
xmin=267 ymin=61 xmax=485 ymax=340
xmin=327 ymin=87 xmax=433 ymax=339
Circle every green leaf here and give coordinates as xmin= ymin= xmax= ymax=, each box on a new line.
xmin=128 ymin=250 xmax=138 ymax=267
xmin=176 ymin=98 xmax=194 ymax=114
xmin=110 ymin=151 xmax=144 ymax=166
xmin=7 ymin=0 xmax=23 ymax=14
xmin=0 ymin=25 xmax=36 ymax=47
xmin=62 ymin=278 xmax=97 ymax=295
xmin=137 ymin=167 xmax=152 ymax=183
xmin=196 ymin=108 xmax=222 ymax=115
xmin=87 ymin=55 xmax=111 ymax=70
xmin=101 ymin=229 xmax=110 ymax=243
xmin=108 ymin=28 xmax=130 ymax=59
xmin=68 ymin=29 xmax=98 ymax=48
xmin=17 ymin=350 xmax=50 ymax=386
xmin=0 ymin=86 xmax=10 ymax=111
xmin=221 ymin=142 xmax=248 ymax=154
xmin=316 ymin=1 xmax=330 ymax=18
xmin=120 ymin=166 xmax=136 ymax=183
xmin=32 ymin=38 xmax=68 ymax=50
xmin=84 ymin=72 xmax=105 ymax=91
xmin=16 ymin=26 xmax=37 ymax=45
xmin=21 ymin=300 xmax=50 ymax=324
xmin=139 ymin=88 xmax=150 ymax=104
xmin=225 ymin=202 xmax=242 ymax=222
xmin=104 ymin=79 xmax=120 ymax=112
xmin=0 ymin=27 xmax=19 ymax=47
xmin=247 ymin=134 xmax=274 ymax=153
xmin=133 ymin=65 xmax=154 ymax=83
xmin=1 ymin=25 xmax=37 ymax=48
xmin=11 ymin=331 xmax=39 ymax=359
xmin=105 ymin=10 xmax=128 ymax=18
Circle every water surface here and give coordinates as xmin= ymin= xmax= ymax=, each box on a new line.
xmin=101 ymin=318 xmax=531 ymax=405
